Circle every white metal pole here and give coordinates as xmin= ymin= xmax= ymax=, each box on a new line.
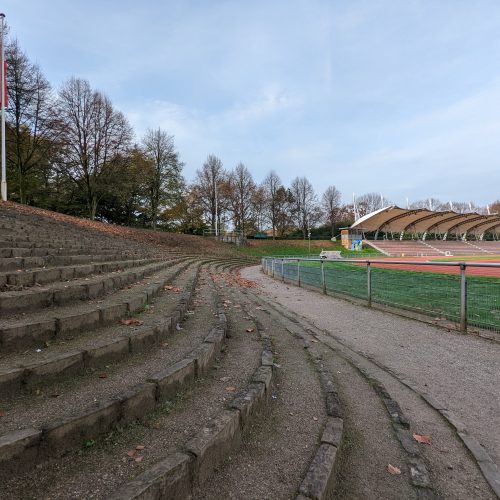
xmin=0 ymin=13 xmax=6 ymax=202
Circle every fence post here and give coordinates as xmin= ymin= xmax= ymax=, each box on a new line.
xmin=367 ymin=261 xmax=372 ymax=307
xmin=282 ymin=259 xmax=285 ymax=282
xmin=272 ymin=259 xmax=275 ymax=278
xmin=297 ymin=260 xmax=301 ymax=287
xmin=460 ymin=263 xmax=467 ymax=333
xmin=321 ymin=260 xmax=326 ymax=294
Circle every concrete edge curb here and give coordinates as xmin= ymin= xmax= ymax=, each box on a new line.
xmin=105 ymin=301 xmax=275 ymax=500
xmin=0 ymin=264 xmax=218 ymax=474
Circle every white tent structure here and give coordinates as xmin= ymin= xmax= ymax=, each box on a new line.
xmin=351 ymin=206 xmax=500 ymax=239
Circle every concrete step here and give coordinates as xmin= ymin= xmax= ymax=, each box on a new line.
xmin=0 ymin=257 xmax=161 ymax=290
xmin=0 ymin=253 xmax=149 ymax=272
xmin=0 ymin=259 xmax=192 ymax=352
xmin=0 ymin=260 xmax=184 ymax=315
xmin=0 ymin=268 xmax=227 ymax=479
xmin=0 ymin=262 xmax=202 ymax=398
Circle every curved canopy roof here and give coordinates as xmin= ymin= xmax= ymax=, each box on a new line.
xmin=351 ymin=206 xmax=500 ymax=236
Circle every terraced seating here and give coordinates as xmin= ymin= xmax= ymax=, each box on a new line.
xmin=474 ymin=240 xmax=500 ymax=253
xmin=366 ymin=239 xmax=500 ymax=257
xmin=2 ymin=203 xmax=401 ymax=499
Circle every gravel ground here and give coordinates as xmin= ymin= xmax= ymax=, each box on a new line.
xmin=312 ymin=330 xmax=495 ymax=499
xmin=243 ymin=265 xmax=500 ymax=467
xmin=321 ymin=348 xmax=416 ymax=500
xmin=195 ymin=286 xmax=325 ymax=500
xmin=0 ymin=278 xmax=262 ymax=499
xmin=0 ymin=268 xmax=214 ymax=433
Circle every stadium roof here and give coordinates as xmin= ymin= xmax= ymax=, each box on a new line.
xmin=351 ymin=206 xmax=500 ymax=236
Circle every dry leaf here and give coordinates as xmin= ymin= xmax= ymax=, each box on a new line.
xmin=126 ymin=450 xmax=136 ymax=457
xmin=225 ymin=386 xmax=236 ymax=392
xmin=134 ymin=456 xmax=143 ymax=463
xmin=413 ymin=433 xmax=432 ymax=445
xmin=387 ymin=464 xmax=401 ymax=475
xmin=0 ymin=410 xmax=5 ymax=417
xmin=136 ymin=445 xmax=145 ymax=450
xmin=99 ymin=373 xmax=108 ymax=379
xmin=120 ymin=318 xmax=144 ymax=326
xmin=245 ymin=328 xmax=255 ymax=333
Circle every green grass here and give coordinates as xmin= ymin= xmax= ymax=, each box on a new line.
xmin=430 ymin=255 xmax=500 ymax=262
xmin=236 ymin=239 xmax=382 ymax=258
xmin=271 ymin=259 xmax=500 ymax=331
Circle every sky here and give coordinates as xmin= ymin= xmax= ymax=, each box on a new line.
xmin=3 ymin=0 xmax=500 ymax=206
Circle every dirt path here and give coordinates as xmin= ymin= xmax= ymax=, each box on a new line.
xmin=194 ymin=286 xmax=326 ymax=499
xmin=242 ymin=265 xmax=500 ymax=498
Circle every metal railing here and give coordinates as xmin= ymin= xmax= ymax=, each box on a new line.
xmin=261 ymin=257 xmax=500 ymax=334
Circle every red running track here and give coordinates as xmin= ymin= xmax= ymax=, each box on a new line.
xmin=367 ymin=257 xmax=500 ymax=277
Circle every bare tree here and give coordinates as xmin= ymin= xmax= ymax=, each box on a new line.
xmin=194 ymin=154 xmax=226 ymax=231
xmin=142 ymin=128 xmax=183 ymax=230
xmin=6 ymin=40 xmax=57 ymax=203
xmin=57 ymin=77 xmax=132 ymax=219
xmin=227 ymin=163 xmax=255 ymax=233
xmin=356 ymin=192 xmax=391 ymax=218
xmin=262 ymin=171 xmax=282 ymax=239
xmin=251 ymin=185 xmax=266 ymax=232
xmin=322 ymin=185 xmax=342 ymax=237
xmin=274 ymin=186 xmax=295 ymax=237
xmin=409 ymin=198 xmax=446 ymax=211
xmin=290 ymin=177 xmax=319 ymax=239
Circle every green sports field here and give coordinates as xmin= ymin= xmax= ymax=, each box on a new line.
xmin=266 ymin=258 xmax=500 ymax=332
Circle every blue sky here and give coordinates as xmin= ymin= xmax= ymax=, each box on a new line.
xmin=3 ymin=0 xmax=500 ymax=205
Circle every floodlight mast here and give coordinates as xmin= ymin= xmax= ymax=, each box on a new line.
xmin=0 ymin=13 xmax=6 ymax=202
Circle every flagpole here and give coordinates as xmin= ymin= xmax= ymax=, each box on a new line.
xmin=0 ymin=13 xmax=6 ymax=202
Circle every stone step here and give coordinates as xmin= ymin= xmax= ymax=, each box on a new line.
xmin=0 ymin=246 xmax=145 ymax=258
xmin=0 ymin=257 xmax=160 ymax=290
xmin=0 ymin=262 xmax=202 ymax=398
xmin=0 ymin=253 xmax=147 ymax=272
xmin=0 ymin=268 xmax=226 ymax=478
xmin=0 ymin=275 xmax=275 ymax=499
xmin=0 ymin=239 xmax=143 ymax=250
xmin=0 ymin=258 xmax=191 ymax=352
xmin=0 ymin=259 xmax=182 ymax=315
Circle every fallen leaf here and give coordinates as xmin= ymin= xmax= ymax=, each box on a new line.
xmin=313 ymin=416 xmax=318 ymax=421
xmin=164 ymin=285 xmax=174 ymax=290
xmin=134 ymin=456 xmax=143 ymax=463
xmin=126 ymin=450 xmax=136 ymax=457
xmin=0 ymin=410 xmax=5 ymax=417
xmin=225 ymin=386 xmax=236 ymax=392
xmin=136 ymin=445 xmax=145 ymax=450
xmin=245 ymin=328 xmax=255 ymax=333
xmin=413 ymin=433 xmax=432 ymax=445
xmin=387 ymin=464 xmax=401 ymax=475
xmin=99 ymin=373 xmax=108 ymax=379
xmin=120 ymin=318 xmax=143 ymax=326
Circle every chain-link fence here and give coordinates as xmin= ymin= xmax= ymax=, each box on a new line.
xmin=262 ymin=257 xmax=500 ymax=334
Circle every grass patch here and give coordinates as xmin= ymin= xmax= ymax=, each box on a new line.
xmin=271 ymin=259 xmax=500 ymax=330
xmin=236 ymin=239 xmax=382 ymax=258
xmin=430 ymin=254 xmax=500 ymax=262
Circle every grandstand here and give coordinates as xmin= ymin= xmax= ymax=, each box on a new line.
xmin=351 ymin=206 xmax=500 ymax=257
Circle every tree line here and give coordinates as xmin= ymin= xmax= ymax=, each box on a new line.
xmin=3 ymin=35 xmax=499 ymax=238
